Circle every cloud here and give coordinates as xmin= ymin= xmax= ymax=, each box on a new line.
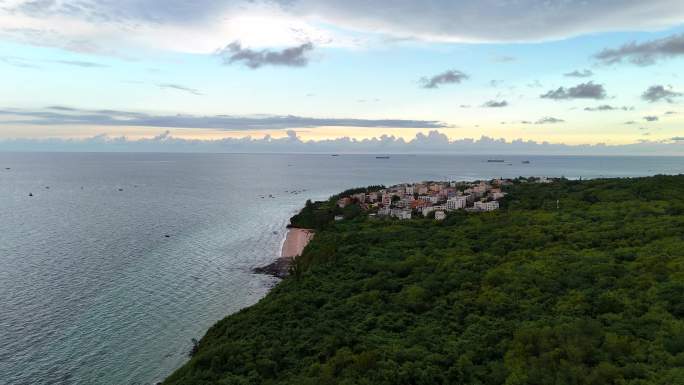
xmin=520 ymin=117 xmax=565 ymax=125
xmin=492 ymin=55 xmax=516 ymax=63
xmin=0 ymin=55 xmax=40 ymax=68
xmin=643 ymin=115 xmax=659 ymax=122
xmin=594 ymin=33 xmax=684 ymax=65
xmin=218 ymin=41 xmax=314 ymax=69
xmin=641 ymin=85 xmax=683 ymax=103
xmin=624 ymin=121 xmax=637 ymax=125
xmin=541 ymin=82 xmax=607 ymax=100
xmin=3 ymin=0 xmax=684 ymax=56
xmin=3 ymin=129 xmax=682 ymax=155
xmin=482 ymin=100 xmax=508 ymax=108
xmin=534 ymin=117 xmax=565 ymax=124
xmin=665 ymin=111 xmax=677 ymax=115
xmin=0 ymin=106 xmax=448 ymax=130
xmin=0 ymin=55 xmax=107 ymax=68
xmin=158 ymin=84 xmax=203 ymax=96
xmin=584 ymin=105 xmax=633 ymax=111
xmin=420 ymin=70 xmax=469 ymax=89
xmin=564 ymin=69 xmax=593 ymax=78
xmin=53 ymin=60 xmax=108 ymax=68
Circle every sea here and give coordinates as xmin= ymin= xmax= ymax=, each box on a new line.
xmin=1 ymin=152 xmax=683 ymax=385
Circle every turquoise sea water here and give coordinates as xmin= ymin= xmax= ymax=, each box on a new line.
xmin=1 ymin=153 xmax=682 ymax=385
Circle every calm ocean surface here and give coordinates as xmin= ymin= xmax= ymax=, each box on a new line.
xmin=1 ymin=153 xmax=683 ymax=385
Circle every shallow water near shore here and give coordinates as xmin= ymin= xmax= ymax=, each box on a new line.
xmin=1 ymin=152 xmax=683 ymax=385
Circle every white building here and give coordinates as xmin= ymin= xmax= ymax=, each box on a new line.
xmin=474 ymin=201 xmax=500 ymax=211
xmin=446 ymin=196 xmax=467 ymax=211
xmin=491 ymin=191 xmax=506 ymax=200
xmin=391 ymin=208 xmax=412 ymax=220
xmin=422 ymin=205 xmax=446 ymax=217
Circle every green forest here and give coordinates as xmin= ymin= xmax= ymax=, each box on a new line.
xmin=165 ymin=175 xmax=684 ymax=385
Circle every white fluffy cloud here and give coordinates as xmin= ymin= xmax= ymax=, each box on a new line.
xmin=2 ymin=130 xmax=683 ymax=155
xmin=2 ymin=0 xmax=684 ymax=55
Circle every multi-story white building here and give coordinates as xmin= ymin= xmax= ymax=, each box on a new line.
xmin=490 ymin=191 xmax=506 ymax=200
xmin=474 ymin=201 xmax=499 ymax=211
xmin=391 ymin=208 xmax=412 ymax=220
xmin=446 ymin=196 xmax=467 ymax=211
xmin=423 ymin=205 xmax=446 ymax=217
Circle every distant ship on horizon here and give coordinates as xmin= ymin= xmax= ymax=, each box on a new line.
xmin=376 ymin=156 xmax=390 ymax=159
xmin=487 ymin=159 xmax=505 ymax=163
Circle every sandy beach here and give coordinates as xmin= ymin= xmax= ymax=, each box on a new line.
xmin=253 ymin=227 xmax=314 ymax=278
xmin=281 ymin=228 xmax=314 ymax=258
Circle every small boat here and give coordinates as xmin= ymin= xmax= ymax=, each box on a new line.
xmin=487 ymin=159 xmax=505 ymax=163
xmin=376 ymin=156 xmax=390 ymax=159
xmin=522 ymin=160 xmax=531 ymax=164
xmin=331 ymin=154 xmax=339 ymax=157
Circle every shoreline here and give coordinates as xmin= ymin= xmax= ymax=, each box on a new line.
xmin=253 ymin=227 xmax=313 ymax=278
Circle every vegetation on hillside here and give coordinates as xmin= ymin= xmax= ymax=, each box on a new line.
xmin=165 ymin=175 xmax=684 ymax=385
xmin=289 ymin=185 xmax=384 ymax=230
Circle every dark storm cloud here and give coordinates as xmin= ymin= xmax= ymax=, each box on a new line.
xmin=594 ymin=33 xmax=684 ymax=66
xmin=641 ymin=85 xmax=683 ymax=103
xmin=218 ymin=41 xmax=314 ymax=69
xmin=420 ymin=70 xmax=469 ymax=89
xmin=541 ymin=82 xmax=607 ymax=100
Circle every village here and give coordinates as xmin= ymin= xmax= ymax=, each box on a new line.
xmin=336 ymin=177 xmax=553 ymax=221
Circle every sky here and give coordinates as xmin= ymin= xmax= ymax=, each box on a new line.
xmin=0 ymin=0 xmax=683 ymax=154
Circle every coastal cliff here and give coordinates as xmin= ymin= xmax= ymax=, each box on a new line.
xmin=165 ymin=175 xmax=684 ymax=385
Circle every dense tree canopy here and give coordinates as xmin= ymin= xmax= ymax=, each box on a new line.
xmin=165 ymin=175 xmax=684 ymax=385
